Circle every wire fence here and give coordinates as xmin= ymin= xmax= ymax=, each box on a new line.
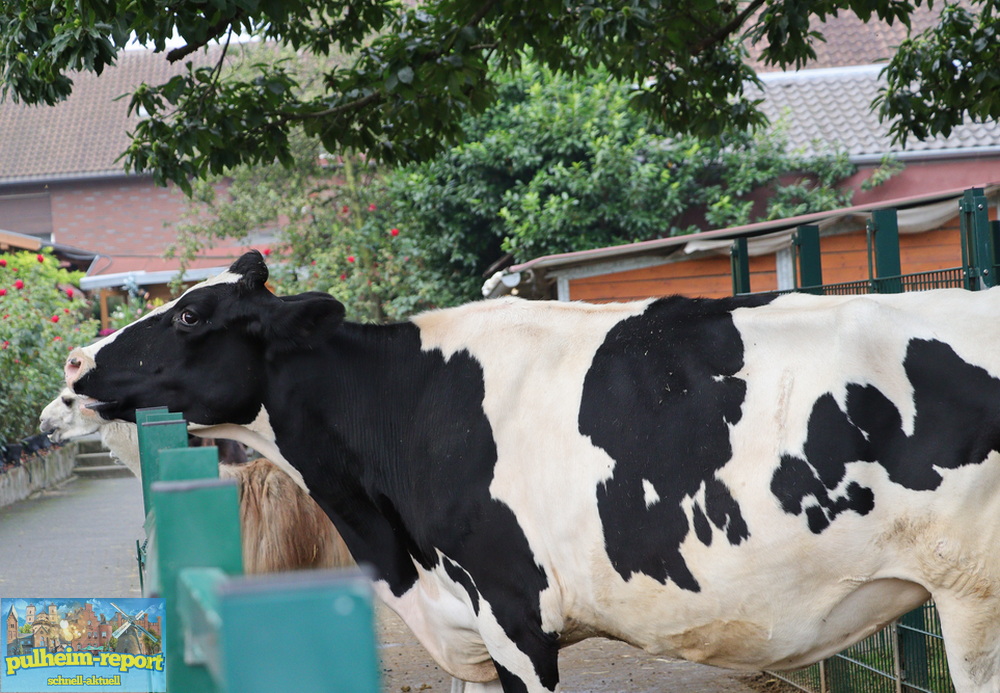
xmin=769 ymin=602 xmax=954 ymax=693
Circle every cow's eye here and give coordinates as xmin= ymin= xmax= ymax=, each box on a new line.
xmin=175 ymin=309 xmax=200 ymax=328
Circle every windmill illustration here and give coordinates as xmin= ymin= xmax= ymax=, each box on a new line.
xmin=110 ymin=603 xmax=160 ymax=654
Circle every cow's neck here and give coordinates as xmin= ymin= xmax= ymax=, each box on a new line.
xmin=263 ymin=319 xmax=495 ymax=596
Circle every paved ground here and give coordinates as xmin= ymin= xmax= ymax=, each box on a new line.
xmin=0 ymin=471 xmax=789 ymax=693
xmin=378 ymin=603 xmax=774 ymax=692
xmin=0 ymin=473 xmax=144 ymax=598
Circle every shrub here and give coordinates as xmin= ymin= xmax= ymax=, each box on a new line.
xmin=0 ymin=250 xmax=97 ymax=444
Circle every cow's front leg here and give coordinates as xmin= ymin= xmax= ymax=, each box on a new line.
xmin=477 ymin=609 xmax=560 ymax=693
xmin=450 ymin=678 xmax=504 ymax=692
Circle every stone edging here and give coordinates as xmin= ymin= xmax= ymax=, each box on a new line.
xmin=0 ymin=443 xmax=78 ymax=509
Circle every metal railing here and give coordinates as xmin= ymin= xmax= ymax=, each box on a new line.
xmin=794 ymin=267 xmax=968 ymax=296
xmin=771 ymin=602 xmax=954 ymax=693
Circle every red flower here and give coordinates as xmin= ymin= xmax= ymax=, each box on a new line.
xmin=64 ymin=308 xmax=71 ymax=314
xmin=13 ymin=279 xmax=24 ymax=290
xmin=262 ymin=248 xmax=272 ymax=256
xmin=37 ymin=254 xmax=45 ymax=263
xmin=51 ymin=315 xmax=60 ymax=323
xmin=340 ymin=274 xmax=347 ymax=281
xmin=66 ymin=288 xmax=74 ymax=298
xmin=0 ymin=259 xmax=6 ymax=267
xmin=390 ymin=228 xmax=400 ymax=237
xmin=347 ymin=256 xmax=355 ymax=263
xmin=0 ymin=289 xmax=5 ymax=297
xmin=368 ymin=204 xmax=377 ymax=211
xmin=53 ymin=336 xmax=62 ymax=342
xmin=1 ymin=341 xmax=7 ymax=349
xmin=341 ymin=205 xmax=349 ymax=214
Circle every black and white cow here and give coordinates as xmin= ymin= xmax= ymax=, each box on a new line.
xmin=60 ymin=251 xmax=1000 ymax=692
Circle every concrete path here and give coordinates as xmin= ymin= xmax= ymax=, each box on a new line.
xmin=0 ymin=473 xmax=144 ymax=598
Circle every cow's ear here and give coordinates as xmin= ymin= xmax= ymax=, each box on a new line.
xmin=230 ymin=251 xmax=269 ymax=296
xmin=260 ymin=292 xmax=345 ymax=352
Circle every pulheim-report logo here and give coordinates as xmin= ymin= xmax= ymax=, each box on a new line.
xmin=2 ymin=598 xmax=165 ymax=692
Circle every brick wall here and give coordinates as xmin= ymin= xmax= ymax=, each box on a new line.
xmin=49 ymin=176 xmax=190 ymax=258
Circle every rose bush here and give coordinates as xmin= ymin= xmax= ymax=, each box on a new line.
xmin=0 ymin=250 xmax=97 ymax=445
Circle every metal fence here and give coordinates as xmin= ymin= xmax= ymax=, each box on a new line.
xmin=771 ymin=603 xmax=954 ymax=693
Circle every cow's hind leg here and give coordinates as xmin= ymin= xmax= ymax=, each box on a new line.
xmin=933 ymin=593 xmax=1000 ymax=692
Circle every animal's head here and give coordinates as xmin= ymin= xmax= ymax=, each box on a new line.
xmin=64 ymin=251 xmax=345 ymax=426
xmin=39 ymin=387 xmax=103 ymax=443
xmin=39 ymin=387 xmax=142 ymax=474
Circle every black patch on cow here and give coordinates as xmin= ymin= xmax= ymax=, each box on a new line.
xmin=578 ymin=294 xmax=775 ymax=591
xmin=262 ymin=322 xmax=559 ymax=689
xmin=771 ymin=338 xmax=1000 ymax=532
xmin=443 ymin=556 xmax=480 ymax=615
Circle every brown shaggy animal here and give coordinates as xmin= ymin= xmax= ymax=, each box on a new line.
xmin=221 ymin=458 xmax=353 ymax=573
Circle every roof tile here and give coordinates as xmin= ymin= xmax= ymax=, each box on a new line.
xmin=0 ymin=46 xmax=223 ymax=183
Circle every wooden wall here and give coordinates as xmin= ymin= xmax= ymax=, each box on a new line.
xmin=566 ymin=213 xmax=969 ymax=303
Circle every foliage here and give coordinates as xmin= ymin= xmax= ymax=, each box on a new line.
xmin=0 ymin=0 xmax=981 ymax=189
xmin=175 ymin=62 xmax=899 ymax=310
xmin=0 ymin=250 xmax=96 ymax=443
xmin=387 ymin=63 xmax=894 ymax=286
xmin=171 ymin=135 xmax=451 ymax=323
xmin=877 ymin=3 xmax=1000 ymax=145
xmin=105 ymin=277 xmax=163 ymax=333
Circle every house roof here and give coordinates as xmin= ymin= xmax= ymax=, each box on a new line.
xmin=745 ymin=2 xmax=967 ymax=72
xmin=0 ymin=46 xmax=224 ymax=185
xmin=757 ymin=65 xmax=1000 ymax=161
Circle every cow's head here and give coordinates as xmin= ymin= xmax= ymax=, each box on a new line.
xmin=65 ymin=251 xmax=345 ymax=426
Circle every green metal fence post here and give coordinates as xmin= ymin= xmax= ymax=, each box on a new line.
xmin=136 ymin=415 xmax=188 ymax=517
xmin=153 ymin=476 xmax=243 ymax=693
xmin=898 ymin=607 xmax=930 ymax=692
xmin=159 ymin=447 xmax=220 ymax=482
xmin=959 ymin=187 xmax=994 ymax=290
xmin=731 ymin=237 xmax=751 ymax=295
xmin=793 ymin=225 xmax=823 ymax=294
xmin=217 ymin=569 xmax=381 ymax=693
xmin=868 ymin=209 xmax=902 ymax=293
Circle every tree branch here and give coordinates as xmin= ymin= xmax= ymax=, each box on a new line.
xmin=691 ymin=0 xmax=768 ymax=54
xmin=167 ymin=10 xmax=244 ymax=63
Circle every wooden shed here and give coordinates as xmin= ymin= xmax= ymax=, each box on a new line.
xmin=485 ymin=185 xmax=1000 ymax=303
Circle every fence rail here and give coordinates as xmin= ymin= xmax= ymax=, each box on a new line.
xmin=796 ymin=267 xmax=967 ymax=296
